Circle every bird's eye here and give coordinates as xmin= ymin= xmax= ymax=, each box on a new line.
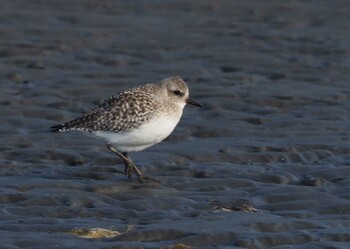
xmin=173 ymin=90 xmax=182 ymax=96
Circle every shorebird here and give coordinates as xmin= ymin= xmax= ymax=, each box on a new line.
xmin=50 ymin=76 xmax=202 ymax=182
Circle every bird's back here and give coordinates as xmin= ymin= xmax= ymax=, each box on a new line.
xmin=51 ymin=85 xmax=158 ymax=133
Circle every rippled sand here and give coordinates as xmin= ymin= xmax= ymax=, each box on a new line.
xmin=1 ymin=1 xmax=350 ymax=248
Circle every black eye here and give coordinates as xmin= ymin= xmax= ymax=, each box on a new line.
xmin=173 ymin=90 xmax=182 ymax=96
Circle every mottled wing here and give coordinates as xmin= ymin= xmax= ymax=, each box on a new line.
xmin=51 ymin=90 xmax=156 ymax=133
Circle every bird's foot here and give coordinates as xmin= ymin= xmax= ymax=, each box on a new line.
xmin=138 ymin=174 xmax=160 ymax=183
xmin=128 ymin=161 xmax=159 ymax=183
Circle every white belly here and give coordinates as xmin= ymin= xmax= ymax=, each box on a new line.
xmin=93 ymin=114 xmax=181 ymax=152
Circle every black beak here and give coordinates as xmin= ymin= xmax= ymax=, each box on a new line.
xmin=186 ymin=98 xmax=203 ymax=108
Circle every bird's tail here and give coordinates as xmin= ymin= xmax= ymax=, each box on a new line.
xmin=50 ymin=124 xmax=66 ymax=132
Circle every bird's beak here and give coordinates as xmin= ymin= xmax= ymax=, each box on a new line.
xmin=186 ymin=98 xmax=203 ymax=108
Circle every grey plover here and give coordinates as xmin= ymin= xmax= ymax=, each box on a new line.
xmin=50 ymin=76 xmax=202 ymax=183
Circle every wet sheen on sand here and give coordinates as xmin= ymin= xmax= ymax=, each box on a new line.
xmin=1 ymin=1 xmax=350 ymax=248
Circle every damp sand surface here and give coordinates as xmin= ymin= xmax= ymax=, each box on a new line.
xmin=1 ymin=1 xmax=350 ymax=248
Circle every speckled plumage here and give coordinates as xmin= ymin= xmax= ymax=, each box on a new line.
xmin=54 ymin=86 xmax=157 ymax=133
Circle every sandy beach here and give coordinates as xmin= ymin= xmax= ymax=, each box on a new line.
xmin=1 ymin=0 xmax=350 ymax=248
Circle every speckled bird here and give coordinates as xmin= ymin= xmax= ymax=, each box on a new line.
xmin=50 ymin=76 xmax=202 ymax=182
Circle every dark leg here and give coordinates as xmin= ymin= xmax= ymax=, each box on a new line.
xmin=105 ymin=143 xmax=142 ymax=181
xmin=105 ymin=143 xmax=159 ymax=183
xmin=122 ymin=152 xmax=132 ymax=178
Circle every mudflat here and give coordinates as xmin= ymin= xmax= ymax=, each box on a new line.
xmin=1 ymin=1 xmax=350 ymax=248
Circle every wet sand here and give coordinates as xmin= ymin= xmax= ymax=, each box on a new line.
xmin=1 ymin=0 xmax=350 ymax=248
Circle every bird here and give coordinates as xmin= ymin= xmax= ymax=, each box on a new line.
xmin=50 ymin=76 xmax=202 ymax=183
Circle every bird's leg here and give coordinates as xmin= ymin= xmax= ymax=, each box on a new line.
xmin=105 ymin=144 xmax=130 ymax=176
xmin=105 ymin=143 xmax=159 ymax=183
xmin=105 ymin=143 xmax=135 ymax=179
xmin=122 ymin=152 xmax=132 ymax=178
xmin=123 ymin=152 xmax=160 ymax=183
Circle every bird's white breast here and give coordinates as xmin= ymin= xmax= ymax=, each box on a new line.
xmin=93 ymin=111 xmax=182 ymax=152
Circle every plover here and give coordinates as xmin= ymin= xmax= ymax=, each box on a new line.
xmin=50 ymin=76 xmax=202 ymax=183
